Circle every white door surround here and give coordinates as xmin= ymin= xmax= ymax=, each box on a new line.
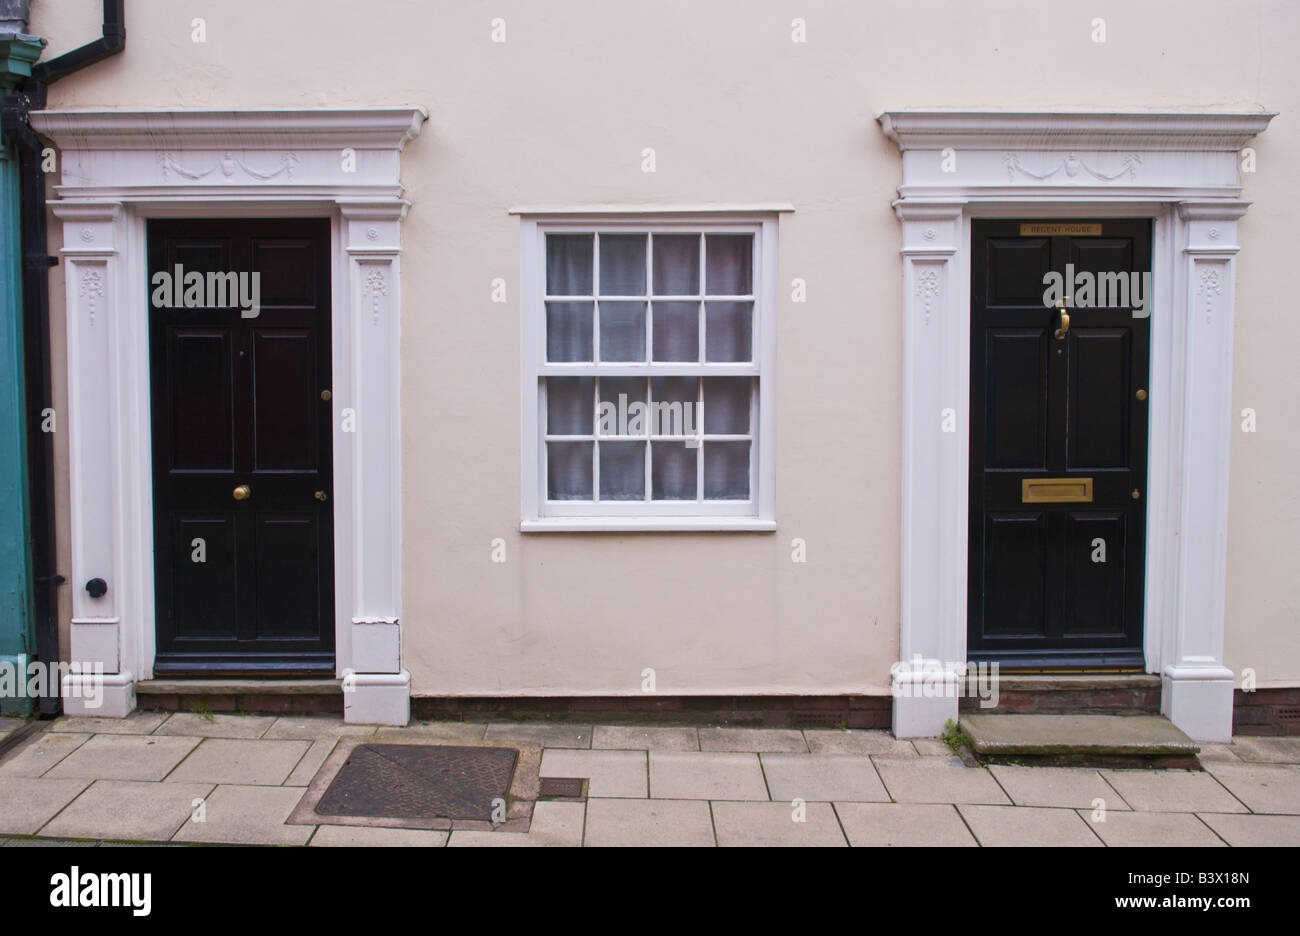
xmin=879 ymin=111 xmax=1276 ymax=742
xmin=33 ymin=108 xmax=427 ymax=725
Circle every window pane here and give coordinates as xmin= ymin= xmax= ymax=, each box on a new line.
xmin=651 ymin=301 xmax=699 ymax=362
xmin=546 ymin=378 xmax=594 ymax=435
xmin=705 ymin=301 xmax=753 ymax=362
xmin=599 ymin=377 xmax=646 ymax=437
xmin=652 ymin=234 xmax=700 ymax=295
xmin=548 ymin=441 xmax=593 ymax=500
xmin=705 ymin=234 xmax=752 ymax=295
xmin=704 ymin=441 xmax=750 ymax=499
xmin=652 ymin=442 xmax=698 ymax=500
xmin=546 ymin=302 xmax=594 ymax=362
xmin=599 ymin=301 xmax=646 ymax=362
xmin=650 ymin=377 xmax=698 ymax=436
xmin=547 ymin=234 xmax=593 ymax=295
xmin=599 ymin=441 xmax=646 ymax=500
xmin=703 ymin=378 xmax=750 ymax=434
xmin=599 ymin=234 xmax=646 ymax=295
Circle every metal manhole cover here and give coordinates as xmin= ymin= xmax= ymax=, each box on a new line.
xmin=315 ymin=744 xmax=518 ymax=821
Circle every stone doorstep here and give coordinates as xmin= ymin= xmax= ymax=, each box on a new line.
xmin=960 ymin=714 xmax=1201 ymax=758
xmin=136 ymin=679 xmax=342 ymax=696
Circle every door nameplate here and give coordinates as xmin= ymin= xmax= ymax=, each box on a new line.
xmin=1018 ymin=223 xmax=1103 ymax=236
xmin=1021 ymin=477 xmax=1093 ymax=503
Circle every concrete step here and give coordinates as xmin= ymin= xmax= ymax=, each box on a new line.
xmin=137 ymin=678 xmax=341 ymax=696
xmin=960 ymin=713 xmax=1200 ymax=760
xmin=135 ymin=678 xmax=342 ymax=715
xmin=959 ymin=673 xmax=1161 ymax=715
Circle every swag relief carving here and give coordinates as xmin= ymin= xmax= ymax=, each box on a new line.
xmin=1003 ymin=152 xmax=1142 ymax=183
xmin=157 ymin=151 xmax=300 ymax=182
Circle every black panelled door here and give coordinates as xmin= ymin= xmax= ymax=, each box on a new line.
xmin=149 ymin=219 xmax=334 ymax=674
xmin=968 ymin=220 xmax=1151 ymax=668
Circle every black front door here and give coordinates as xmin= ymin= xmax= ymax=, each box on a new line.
xmin=968 ymin=220 xmax=1151 ymax=668
xmin=148 ymin=219 xmax=334 ymax=674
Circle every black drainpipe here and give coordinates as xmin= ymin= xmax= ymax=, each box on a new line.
xmin=0 ymin=0 xmax=125 ymax=715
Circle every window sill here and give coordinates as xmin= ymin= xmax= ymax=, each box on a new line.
xmin=521 ymin=517 xmax=776 ymax=533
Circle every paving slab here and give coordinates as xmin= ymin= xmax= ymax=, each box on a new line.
xmin=165 ymin=738 xmax=312 ymax=786
xmin=1196 ymin=743 xmax=1243 ymax=763
xmin=172 ymin=784 xmax=312 ymax=845
xmin=540 ymin=749 xmax=647 ymax=798
xmin=873 ymin=757 xmax=1011 ymax=805
xmin=989 ymin=764 xmax=1129 ymax=810
xmin=372 ymin=721 xmax=488 ymax=743
xmin=1197 ymin=812 xmax=1300 ymax=846
xmin=0 ymin=777 xmax=93 ymax=835
xmin=958 ymin=805 xmax=1102 ymax=847
xmin=649 ymin=751 xmax=768 ymax=800
xmin=154 ymin=712 xmax=276 ymax=739
xmin=911 ymin=739 xmax=952 ymax=757
xmin=712 ymin=800 xmax=846 ymax=846
xmin=583 ymin=798 xmax=714 ymax=847
xmin=1101 ymin=768 xmax=1248 ymax=814
xmin=262 ymin=716 xmax=377 ymax=741
xmin=835 ymin=802 xmax=977 ymax=846
xmin=1228 ymin=737 xmax=1300 ymax=765
xmin=699 ymin=727 xmax=808 ymax=753
xmin=0 ymin=717 xmax=26 ymax=739
xmin=41 ymin=780 xmax=213 ymax=841
xmin=0 ymin=732 xmax=90 ymax=777
xmin=44 ymin=735 xmax=198 ymax=782
xmin=449 ymin=801 xmax=585 ymax=847
xmin=1201 ymin=762 xmax=1300 ymax=814
xmin=284 ymin=739 xmax=337 ymax=787
xmin=962 ymin=714 xmax=1198 ymax=756
xmin=593 ymin=725 xmax=699 ymax=751
xmin=310 ymin=825 xmax=449 ymax=847
xmin=483 ymin=722 xmax=592 ymax=749
xmin=804 ymin=729 xmax=915 ymax=757
xmin=48 ymin=712 xmax=170 ymax=735
xmin=1083 ymin=810 xmax=1225 ymax=847
xmin=761 ymin=754 xmax=889 ymax=803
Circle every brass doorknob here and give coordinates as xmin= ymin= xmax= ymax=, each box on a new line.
xmin=233 ymin=484 xmax=251 ymax=501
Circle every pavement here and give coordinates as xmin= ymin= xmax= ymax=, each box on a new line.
xmin=0 ymin=712 xmax=1297 ymax=846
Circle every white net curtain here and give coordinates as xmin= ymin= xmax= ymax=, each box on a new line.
xmin=543 ymin=232 xmax=755 ymax=503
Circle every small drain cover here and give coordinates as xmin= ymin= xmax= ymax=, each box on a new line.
xmin=539 ymin=777 xmax=585 ymax=799
xmin=315 ymin=744 xmax=518 ymax=821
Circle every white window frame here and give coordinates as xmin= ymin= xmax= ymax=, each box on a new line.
xmin=517 ymin=211 xmax=780 ymax=531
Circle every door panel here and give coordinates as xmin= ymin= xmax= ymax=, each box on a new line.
xmin=252 ymin=329 xmax=317 ymax=471
xmin=168 ymin=330 xmax=234 ymax=470
xmin=969 ymin=219 xmax=1150 ymax=667
xmin=982 ymin=513 xmax=1049 ymax=636
xmin=1069 ymin=330 xmax=1130 ymax=468
xmin=149 ymin=218 xmax=334 ymax=674
xmin=985 ymin=329 xmax=1049 ymax=469
xmin=1064 ymin=512 xmax=1127 ymax=636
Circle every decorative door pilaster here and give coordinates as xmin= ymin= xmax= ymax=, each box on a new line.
xmin=339 ymin=201 xmax=409 ymax=725
xmin=1162 ymin=201 xmax=1250 ymax=742
xmin=893 ymin=203 xmax=966 ymax=737
xmin=54 ymin=201 xmax=135 ymax=716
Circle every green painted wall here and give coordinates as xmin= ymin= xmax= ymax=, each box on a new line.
xmin=0 ymin=140 xmax=34 ymax=715
xmin=0 ymin=33 xmax=44 ymax=716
